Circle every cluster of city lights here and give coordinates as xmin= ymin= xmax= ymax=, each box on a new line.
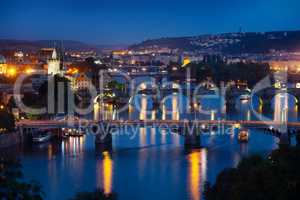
xmin=0 ymin=64 xmax=36 ymax=77
xmin=66 ymin=67 xmax=79 ymax=75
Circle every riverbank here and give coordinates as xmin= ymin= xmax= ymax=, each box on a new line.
xmin=0 ymin=132 xmax=21 ymax=148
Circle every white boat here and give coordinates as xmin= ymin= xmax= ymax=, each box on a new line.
xmin=53 ymin=113 xmax=66 ymax=121
xmin=239 ymin=94 xmax=251 ymax=101
xmin=32 ymin=131 xmax=52 ymax=143
xmin=238 ymin=129 xmax=249 ymax=143
xmin=62 ymin=128 xmax=84 ymax=137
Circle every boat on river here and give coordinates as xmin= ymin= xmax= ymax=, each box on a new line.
xmin=238 ymin=128 xmax=249 ymax=143
xmin=62 ymin=128 xmax=84 ymax=137
xmin=32 ymin=130 xmax=52 ymax=143
xmin=239 ymin=94 xmax=251 ymax=101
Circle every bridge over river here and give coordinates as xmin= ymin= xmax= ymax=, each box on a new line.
xmin=16 ymin=119 xmax=299 ymax=150
xmin=16 ymin=119 xmax=300 ymax=129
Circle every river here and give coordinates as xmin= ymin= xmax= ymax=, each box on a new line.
xmin=3 ymin=92 xmax=298 ymax=200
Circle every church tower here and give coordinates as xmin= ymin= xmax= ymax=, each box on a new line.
xmin=47 ymin=49 xmax=61 ymax=75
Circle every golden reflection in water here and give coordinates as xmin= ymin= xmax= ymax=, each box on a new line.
xmin=105 ymin=104 xmax=114 ymax=120
xmin=94 ymin=103 xmax=100 ymax=120
xmin=102 ymin=151 xmax=113 ymax=195
xmin=94 ymin=103 xmax=114 ymax=120
xmin=188 ymin=150 xmax=207 ymax=200
xmin=139 ymin=127 xmax=147 ymax=146
xmin=139 ymin=96 xmax=147 ymax=120
xmin=128 ymin=104 xmax=133 ymax=120
xmin=48 ymin=144 xmax=53 ymax=159
xmin=172 ymin=95 xmax=179 ymax=120
xmin=162 ymin=104 xmax=166 ymax=120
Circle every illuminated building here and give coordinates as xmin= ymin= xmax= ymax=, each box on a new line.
xmin=74 ymin=73 xmax=92 ymax=91
xmin=154 ymin=54 xmax=179 ymax=65
xmin=182 ymin=57 xmax=191 ymax=67
xmin=67 ymin=51 xmax=97 ymax=61
xmin=7 ymin=67 xmax=16 ymax=76
xmin=182 ymin=55 xmax=205 ymax=67
xmin=47 ymin=49 xmax=61 ymax=75
xmin=66 ymin=67 xmax=79 ymax=75
xmin=14 ymin=51 xmax=24 ymax=62
xmin=112 ymin=50 xmax=128 ymax=56
xmin=0 ymin=55 xmax=7 ymax=74
xmin=269 ymin=61 xmax=300 ymax=72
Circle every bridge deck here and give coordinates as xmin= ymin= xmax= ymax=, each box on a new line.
xmin=16 ymin=119 xmax=300 ymax=129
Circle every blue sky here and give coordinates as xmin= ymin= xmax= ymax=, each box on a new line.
xmin=0 ymin=0 xmax=299 ymax=44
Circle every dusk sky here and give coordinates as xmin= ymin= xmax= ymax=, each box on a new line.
xmin=1 ymin=0 xmax=300 ymax=45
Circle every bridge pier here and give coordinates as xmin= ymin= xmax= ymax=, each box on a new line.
xmin=95 ymin=125 xmax=112 ymax=153
xmin=18 ymin=127 xmax=24 ymax=142
xmin=183 ymin=124 xmax=201 ymax=149
xmin=279 ymin=133 xmax=291 ymax=148
xmin=18 ymin=127 xmax=33 ymax=143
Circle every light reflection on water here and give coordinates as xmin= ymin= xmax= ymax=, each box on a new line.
xmin=6 ymin=93 xmax=299 ymax=200
xmin=188 ymin=149 xmax=207 ymax=200
xmin=102 ymin=151 xmax=113 ymax=195
xmin=17 ymin=127 xmax=279 ymax=200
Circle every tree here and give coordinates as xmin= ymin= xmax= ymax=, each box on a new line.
xmin=204 ymin=147 xmax=300 ymax=200
xmin=107 ymin=81 xmax=124 ymax=91
xmin=69 ymin=189 xmax=117 ymax=200
xmin=0 ymin=110 xmax=15 ymax=132
xmin=0 ymin=157 xmax=43 ymax=200
xmin=6 ymin=96 xmax=16 ymax=112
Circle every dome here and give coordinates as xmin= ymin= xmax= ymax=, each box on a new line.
xmin=0 ymin=55 xmax=6 ymax=64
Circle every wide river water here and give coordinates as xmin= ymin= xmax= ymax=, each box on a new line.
xmin=3 ymin=93 xmax=299 ymax=200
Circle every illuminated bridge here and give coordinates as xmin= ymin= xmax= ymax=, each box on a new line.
xmin=16 ymin=119 xmax=300 ymax=129
xmin=16 ymin=119 xmax=298 ymax=150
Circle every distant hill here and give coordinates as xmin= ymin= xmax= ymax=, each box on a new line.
xmin=0 ymin=39 xmax=98 ymax=51
xmin=95 ymin=44 xmax=129 ymax=50
xmin=0 ymin=39 xmax=128 ymax=52
xmin=130 ymin=30 xmax=300 ymax=54
xmin=2 ymin=31 xmax=300 ymax=54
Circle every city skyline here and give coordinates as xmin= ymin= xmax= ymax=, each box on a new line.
xmin=1 ymin=0 xmax=300 ymax=44
xmin=1 ymin=1 xmax=300 ymax=200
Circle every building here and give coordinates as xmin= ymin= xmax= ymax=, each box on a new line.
xmin=73 ymin=73 xmax=94 ymax=98
xmin=0 ymin=55 xmax=7 ymax=74
xmin=14 ymin=51 xmax=24 ymax=62
xmin=47 ymin=49 xmax=61 ymax=75
xmin=181 ymin=55 xmax=204 ymax=66
xmin=74 ymin=73 xmax=92 ymax=91
xmin=154 ymin=54 xmax=179 ymax=65
xmin=39 ymin=48 xmax=55 ymax=62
